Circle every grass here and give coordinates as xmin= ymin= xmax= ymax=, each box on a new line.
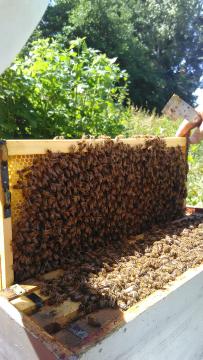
xmin=122 ymin=107 xmax=203 ymax=207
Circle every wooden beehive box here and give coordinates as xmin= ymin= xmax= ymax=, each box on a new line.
xmin=2 ymin=137 xmax=203 ymax=360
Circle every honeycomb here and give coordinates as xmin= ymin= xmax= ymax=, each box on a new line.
xmin=8 ymin=154 xmax=43 ymax=226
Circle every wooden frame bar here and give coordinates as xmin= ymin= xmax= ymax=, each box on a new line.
xmin=0 ymin=143 xmax=14 ymax=289
xmin=6 ymin=137 xmax=186 ymax=156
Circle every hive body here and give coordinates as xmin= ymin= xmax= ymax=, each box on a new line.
xmin=2 ymin=137 xmax=203 ymax=360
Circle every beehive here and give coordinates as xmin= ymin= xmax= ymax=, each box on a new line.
xmin=0 ymin=137 xmax=187 ymax=289
xmin=2 ymin=138 xmax=203 ymax=360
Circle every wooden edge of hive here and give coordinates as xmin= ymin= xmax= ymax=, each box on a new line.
xmin=22 ymin=311 xmax=74 ymax=358
xmin=0 ymin=296 xmax=74 ymax=358
xmin=5 ymin=264 xmax=203 ymax=356
xmin=65 ymin=264 xmax=203 ymax=355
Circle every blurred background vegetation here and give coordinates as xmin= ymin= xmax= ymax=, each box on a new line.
xmin=0 ymin=0 xmax=202 ymax=205
xmin=40 ymin=0 xmax=202 ymax=111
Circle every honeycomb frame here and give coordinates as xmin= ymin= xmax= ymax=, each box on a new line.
xmin=0 ymin=138 xmax=186 ymax=289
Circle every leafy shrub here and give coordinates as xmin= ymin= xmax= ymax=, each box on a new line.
xmin=0 ymin=38 xmax=128 ymax=139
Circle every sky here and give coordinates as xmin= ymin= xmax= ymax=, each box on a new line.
xmin=195 ymin=88 xmax=203 ymax=107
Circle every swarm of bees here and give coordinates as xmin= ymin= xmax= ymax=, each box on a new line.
xmin=13 ymin=137 xmax=187 ymax=281
xmin=40 ymin=214 xmax=203 ymax=313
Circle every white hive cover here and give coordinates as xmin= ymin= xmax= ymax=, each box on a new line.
xmin=0 ymin=0 xmax=48 ymax=75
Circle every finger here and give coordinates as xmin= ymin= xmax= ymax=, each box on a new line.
xmin=176 ymin=120 xmax=194 ymax=137
xmin=195 ymin=106 xmax=203 ymax=122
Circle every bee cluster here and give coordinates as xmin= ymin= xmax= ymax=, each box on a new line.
xmin=40 ymin=215 xmax=203 ymax=312
xmin=13 ymin=137 xmax=187 ymax=281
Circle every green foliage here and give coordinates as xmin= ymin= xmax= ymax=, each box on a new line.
xmin=39 ymin=0 xmax=203 ymax=111
xmin=0 ymin=38 xmax=128 ymax=138
xmin=187 ymin=144 xmax=203 ymax=207
xmin=122 ymin=107 xmax=181 ymax=137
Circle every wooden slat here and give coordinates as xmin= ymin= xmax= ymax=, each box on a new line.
xmin=0 ymin=284 xmax=38 ymax=301
xmin=34 ymin=289 xmax=49 ymax=302
xmin=10 ymin=269 xmax=65 ymax=314
xmin=12 ymin=294 xmax=80 ymax=321
xmin=6 ymin=138 xmax=186 ymax=156
xmin=31 ymin=299 xmax=80 ymax=327
xmin=11 ymin=295 xmax=36 ymax=314
xmin=55 ymin=308 xmax=124 ymax=353
xmin=0 ymin=219 xmax=13 ymax=289
xmin=40 ymin=269 xmax=64 ymax=281
xmin=10 ymin=289 xmax=46 ymax=315
xmin=10 ymin=289 xmax=48 ymax=315
xmin=0 ymin=144 xmax=14 ymax=289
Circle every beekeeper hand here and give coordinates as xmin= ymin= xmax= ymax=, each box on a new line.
xmin=176 ymin=106 xmax=203 ymax=144
xmin=189 ymin=108 xmax=203 ymax=144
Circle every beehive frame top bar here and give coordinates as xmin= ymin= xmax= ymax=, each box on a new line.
xmin=6 ymin=137 xmax=186 ymax=156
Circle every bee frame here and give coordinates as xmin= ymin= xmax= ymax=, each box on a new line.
xmin=0 ymin=137 xmax=187 ymax=290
